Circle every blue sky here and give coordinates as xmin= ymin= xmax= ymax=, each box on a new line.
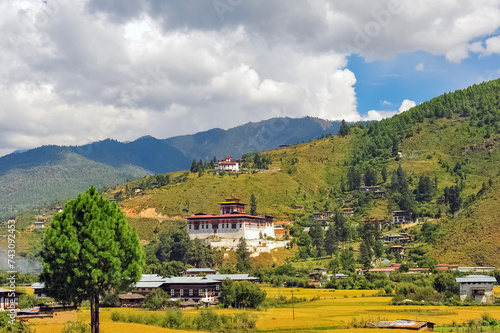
xmin=351 ymin=50 xmax=500 ymax=116
xmin=2 ymin=0 xmax=500 ymax=155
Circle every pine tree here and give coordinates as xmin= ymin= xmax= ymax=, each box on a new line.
xmin=41 ymin=186 xmax=144 ymax=333
xmin=236 ymin=237 xmax=251 ymax=272
xmin=190 ymin=159 xmax=198 ymax=173
xmin=324 ymin=226 xmax=337 ymax=256
xmin=338 ymin=119 xmax=349 ymax=137
xmin=250 ymin=194 xmax=257 ymax=215
xmin=309 ymin=223 xmax=324 ymax=257
xmin=381 ymin=166 xmax=388 ymax=183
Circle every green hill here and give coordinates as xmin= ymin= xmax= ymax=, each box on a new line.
xmin=111 ymin=78 xmax=500 ymax=267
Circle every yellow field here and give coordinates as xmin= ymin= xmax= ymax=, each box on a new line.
xmin=27 ymin=288 xmax=500 ymax=333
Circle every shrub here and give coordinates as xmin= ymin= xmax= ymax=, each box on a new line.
xmin=142 ymin=288 xmax=171 ymax=310
xmin=61 ymin=321 xmax=90 ymax=333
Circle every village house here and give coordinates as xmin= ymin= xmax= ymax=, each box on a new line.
xmin=392 ymin=211 xmax=408 ymax=225
xmin=367 ymin=319 xmax=435 ymax=331
xmin=32 ymin=283 xmax=47 ymax=297
xmin=390 ymin=245 xmax=405 ymax=259
xmin=186 ymin=198 xmax=275 ymax=240
xmin=359 ymin=186 xmax=379 ymax=193
xmin=33 ymin=221 xmax=45 ymax=228
xmin=313 ymin=212 xmax=323 ymax=219
xmin=0 ymin=288 xmax=22 ymax=312
xmin=215 ymin=156 xmax=239 ymax=173
xmin=120 ymin=273 xmax=259 ymax=307
xmin=117 ymin=293 xmax=145 ymax=307
xmin=342 ymin=208 xmax=354 ymax=217
xmin=456 ymin=275 xmax=496 ymax=303
xmin=383 ymin=234 xmax=413 ymax=244
xmin=294 ymin=205 xmax=304 ymax=210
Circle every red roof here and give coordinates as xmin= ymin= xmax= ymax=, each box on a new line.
xmin=185 ymin=213 xmax=268 ymax=220
xmin=368 ymin=268 xmax=397 ymax=272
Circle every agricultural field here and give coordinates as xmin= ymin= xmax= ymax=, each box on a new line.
xmin=27 ymin=287 xmax=500 ymax=333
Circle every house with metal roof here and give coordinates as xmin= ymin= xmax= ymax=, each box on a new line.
xmin=367 ymin=319 xmax=435 ymax=331
xmin=455 ymin=275 xmax=497 ymax=303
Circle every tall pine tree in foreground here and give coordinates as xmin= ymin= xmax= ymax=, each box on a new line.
xmin=41 ymin=186 xmax=144 ymax=333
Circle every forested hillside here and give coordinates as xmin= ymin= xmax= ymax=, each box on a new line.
xmin=111 ymin=78 xmax=500 ymax=266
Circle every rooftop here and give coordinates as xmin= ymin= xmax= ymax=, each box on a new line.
xmin=456 ymin=275 xmax=497 ymax=283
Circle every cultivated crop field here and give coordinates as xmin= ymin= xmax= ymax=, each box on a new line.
xmin=28 ymin=287 xmax=500 ymax=333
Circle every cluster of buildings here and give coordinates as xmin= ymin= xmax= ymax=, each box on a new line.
xmin=119 ymin=271 xmax=258 ymax=307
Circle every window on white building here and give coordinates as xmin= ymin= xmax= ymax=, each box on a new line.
xmin=189 ymin=289 xmax=193 ymax=296
xmin=180 ymin=289 xmax=183 ymax=296
xmin=198 ymin=289 xmax=202 ymax=296
xmin=170 ymin=289 xmax=174 ymax=296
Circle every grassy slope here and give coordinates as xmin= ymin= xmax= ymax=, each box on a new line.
xmin=393 ymin=116 xmax=500 ymax=266
xmin=117 ymin=135 xmax=354 ymax=219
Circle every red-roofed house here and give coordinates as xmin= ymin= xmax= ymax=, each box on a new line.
xmin=216 ymin=156 xmax=239 ymax=173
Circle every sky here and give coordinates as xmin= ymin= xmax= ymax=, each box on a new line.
xmin=1 ymin=0 xmax=500 ymax=156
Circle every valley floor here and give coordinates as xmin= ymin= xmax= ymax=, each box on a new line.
xmin=27 ymin=287 xmax=500 ymax=333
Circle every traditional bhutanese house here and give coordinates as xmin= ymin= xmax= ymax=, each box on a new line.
xmin=383 ymin=234 xmax=412 ymax=244
xmin=448 ymin=265 xmax=459 ymax=271
xmin=390 ymin=245 xmax=405 ymax=259
xmin=374 ymin=190 xmax=385 ymax=198
xmin=294 ymin=205 xmax=304 ymax=210
xmin=436 ymin=264 xmax=449 ymax=271
xmin=0 ymin=288 xmax=23 ymax=311
xmin=313 ymin=212 xmax=323 ymax=219
xmin=359 ymin=186 xmax=380 ymax=193
xmin=185 ymin=268 xmax=218 ymax=277
xmin=216 ymin=156 xmax=239 ymax=173
xmin=392 ymin=211 xmax=407 ymax=225
xmin=186 ymin=198 xmax=275 ymax=240
xmin=342 ymin=208 xmax=354 ymax=217
xmin=33 ymin=221 xmax=45 ymax=228
xmin=32 ymin=282 xmax=47 ymax=297
xmin=118 ymin=293 xmax=145 ymax=307
xmin=455 ymin=275 xmax=496 ymax=303
xmin=324 ymin=211 xmax=333 ymax=218
xmin=315 ymin=218 xmax=329 ymax=226
xmin=309 ymin=268 xmax=327 ymax=281
xmin=159 ymin=277 xmax=221 ymax=304
xmin=366 ymin=319 xmax=435 ymax=331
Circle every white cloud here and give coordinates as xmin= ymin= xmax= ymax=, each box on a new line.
xmin=416 ymin=62 xmax=424 ymax=71
xmin=2 ymin=0 xmax=500 ymax=154
xmin=364 ymin=110 xmax=399 ymax=121
xmin=399 ymin=99 xmax=416 ymax=113
xmin=382 ymin=100 xmax=391 ymax=106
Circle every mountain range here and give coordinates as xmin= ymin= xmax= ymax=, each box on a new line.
xmin=0 ymin=116 xmax=341 ymax=219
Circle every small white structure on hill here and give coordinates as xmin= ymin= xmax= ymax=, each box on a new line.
xmin=216 ymin=156 xmax=239 ymax=173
